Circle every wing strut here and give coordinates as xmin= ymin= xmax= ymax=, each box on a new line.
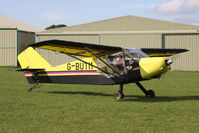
xmin=85 ymin=47 xmax=128 ymax=81
xmin=63 ymin=52 xmax=117 ymax=77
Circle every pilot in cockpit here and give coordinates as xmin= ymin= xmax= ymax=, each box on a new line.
xmin=114 ymin=56 xmax=124 ymax=72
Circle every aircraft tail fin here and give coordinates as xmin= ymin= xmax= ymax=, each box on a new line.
xmin=18 ymin=47 xmax=51 ymax=69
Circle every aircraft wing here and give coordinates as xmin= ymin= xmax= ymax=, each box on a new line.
xmin=28 ymin=40 xmax=123 ymax=57
xmin=141 ymin=48 xmax=189 ymax=57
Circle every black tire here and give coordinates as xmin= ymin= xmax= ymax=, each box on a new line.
xmin=146 ymin=90 xmax=155 ymax=98
xmin=114 ymin=91 xmax=124 ymax=100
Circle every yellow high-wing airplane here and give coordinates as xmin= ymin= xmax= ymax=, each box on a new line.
xmin=17 ymin=40 xmax=188 ymax=99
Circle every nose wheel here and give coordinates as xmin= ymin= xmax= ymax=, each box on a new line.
xmin=136 ymin=82 xmax=155 ymax=98
xmin=146 ymin=90 xmax=155 ymax=98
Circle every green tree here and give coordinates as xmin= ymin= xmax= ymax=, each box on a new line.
xmin=45 ymin=24 xmax=67 ymax=30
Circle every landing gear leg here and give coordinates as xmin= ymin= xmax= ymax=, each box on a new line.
xmin=27 ymin=73 xmax=41 ymax=92
xmin=114 ymin=84 xmax=124 ymax=100
xmin=27 ymin=81 xmax=41 ymax=92
xmin=136 ymin=82 xmax=155 ymax=98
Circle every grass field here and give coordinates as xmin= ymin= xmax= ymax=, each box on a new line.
xmin=0 ymin=67 xmax=199 ymax=133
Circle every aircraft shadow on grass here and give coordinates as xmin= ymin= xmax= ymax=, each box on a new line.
xmin=48 ymin=91 xmax=199 ymax=102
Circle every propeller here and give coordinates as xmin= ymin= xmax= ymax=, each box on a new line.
xmin=165 ymin=58 xmax=173 ymax=66
xmin=160 ymin=54 xmax=181 ymax=79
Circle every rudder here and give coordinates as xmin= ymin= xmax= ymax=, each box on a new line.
xmin=18 ymin=47 xmax=51 ymax=69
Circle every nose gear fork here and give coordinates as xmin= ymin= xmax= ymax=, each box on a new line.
xmin=136 ymin=82 xmax=155 ymax=98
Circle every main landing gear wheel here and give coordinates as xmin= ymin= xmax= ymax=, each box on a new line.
xmin=114 ymin=91 xmax=124 ymax=100
xmin=114 ymin=84 xmax=124 ymax=100
xmin=146 ymin=90 xmax=155 ymax=98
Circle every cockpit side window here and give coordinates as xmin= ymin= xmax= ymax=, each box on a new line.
xmin=123 ymin=50 xmax=139 ymax=71
xmin=107 ymin=53 xmax=125 ymax=73
xmin=96 ymin=49 xmax=146 ymax=77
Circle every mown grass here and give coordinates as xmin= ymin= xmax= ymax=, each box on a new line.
xmin=0 ymin=67 xmax=199 ymax=133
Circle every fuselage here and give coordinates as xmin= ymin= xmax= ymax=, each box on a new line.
xmin=25 ymin=56 xmax=172 ymax=85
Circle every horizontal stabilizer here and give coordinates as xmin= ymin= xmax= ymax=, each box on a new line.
xmin=11 ymin=68 xmax=45 ymax=72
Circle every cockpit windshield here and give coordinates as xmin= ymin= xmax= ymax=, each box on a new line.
xmin=125 ymin=48 xmax=148 ymax=59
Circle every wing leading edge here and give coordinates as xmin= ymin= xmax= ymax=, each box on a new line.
xmin=141 ymin=48 xmax=189 ymax=57
xmin=28 ymin=40 xmax=123 ymax=57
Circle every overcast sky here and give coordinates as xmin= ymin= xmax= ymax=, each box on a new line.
xmin=1 ymin=0 xmax=199 ymax=28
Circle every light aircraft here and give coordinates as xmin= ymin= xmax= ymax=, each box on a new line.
xmin=16 ymin=40 xmax=188 ymax=99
